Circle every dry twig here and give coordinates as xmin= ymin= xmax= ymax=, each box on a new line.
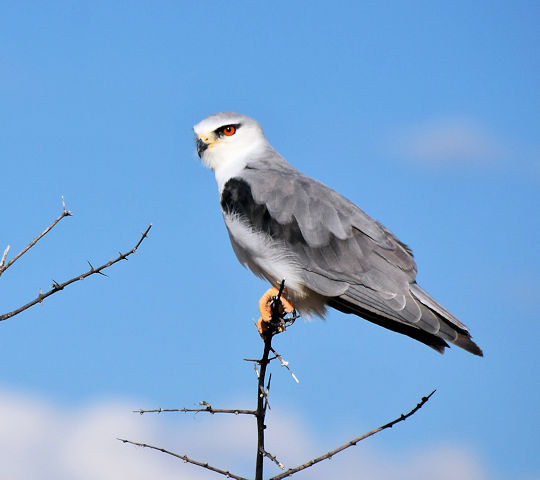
xmin=0 ymin=197 xmax=72 ymax=278
xmin=134 ymin=400 xmax=256 ymax=416
xmin=260 ymin=447 xmax=285 ymax=470
xmin=0 ymin=246 xmax=10 ymax=269
xmin=269 ymin=347 xmax=299 ymax=383
xmin=0 ymin=224 xmax=152 ymax=322
xmin=255 ymin=335 xmax=273 ymax=480
xmin=123 ymin=279 xmax=435 ymax=480
xmin=268 ymin=390 xmax=436 ymax=480
xmin=117 ymin=438 xmax=249 ymax=480
xmin=253 ymin=280 xmax=295 ymax=479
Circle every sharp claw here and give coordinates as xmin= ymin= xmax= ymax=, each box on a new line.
xmin=257 ymin=287 xmax=297 ymax=338
xmin=259 ymin=287 xmax=279 ymax=323
xmin=276 ymin=295 xmax=294 ymax=314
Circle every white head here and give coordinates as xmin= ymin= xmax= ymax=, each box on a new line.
xmin=193 ymin=112 xmax=270 ymax=188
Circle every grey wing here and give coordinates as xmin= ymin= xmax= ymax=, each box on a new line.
xmin=242 ymin=166 xmax=482 ymax=356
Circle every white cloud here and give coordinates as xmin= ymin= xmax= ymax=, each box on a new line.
xmin=390 ymin=118 xmax=505 ymax=165
xmin=0 ymin=388 xmax=505 ymax=480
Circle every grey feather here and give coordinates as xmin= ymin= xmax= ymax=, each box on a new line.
xmin=236 ymin=158 xmax=482 ymax=356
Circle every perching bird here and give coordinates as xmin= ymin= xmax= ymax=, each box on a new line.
xmin=194 ymin=112 xmax=482 ymax=356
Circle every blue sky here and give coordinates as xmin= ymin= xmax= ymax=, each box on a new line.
xmin=1 ymin=1 xmax=539 ymax=479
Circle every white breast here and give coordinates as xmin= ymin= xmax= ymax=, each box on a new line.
xmin=223 ymin=213 xmax=328 ymax=317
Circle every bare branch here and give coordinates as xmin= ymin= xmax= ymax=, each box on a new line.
xmin=117 ymin=438 xmax=249 ymax=480
xmin=270 ymin=347 xmax=299 ymax=383
xmin=263 ymin=373 xmax=272 ymax=412
xmin=0 ymin=224 xmax=153 ymax=322
xmin=260 ymin=448 xmax=285 ymax=470
xmin=0 ymin=245 xmax=10 ymax=268
xmin=124 ymin=279 xmax=433 ymax=480
xmin=256 ymin=279 xmax=297 ymax=480
xmin=0 ymin=197 xmax=72 ymax=278
xmin=255 ymin=337 xmax=273 ymax=480
xmin=134 ymin=400 xmax=256 ymax=416
xmin=269 ymin=390 xmax=436 ymax=480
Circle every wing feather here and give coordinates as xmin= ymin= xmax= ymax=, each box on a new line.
xmin=233 ymin=163 xmax=482 ymax=355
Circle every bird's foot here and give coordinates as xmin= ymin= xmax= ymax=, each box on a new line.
xmin=257 ymin=287 xmax=296 ymax=338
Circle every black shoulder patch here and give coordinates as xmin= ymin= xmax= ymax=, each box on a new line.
xmin=220 ymin=178 xmax=257 ymax=216
xmin=220 ymin=177 xmax=306 ymax=245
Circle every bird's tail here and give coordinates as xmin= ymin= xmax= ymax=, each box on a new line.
xmin=330 ymin=283 xmax=483 ymax=356
xmin=410 ymin=283 xmax=483 ymax=357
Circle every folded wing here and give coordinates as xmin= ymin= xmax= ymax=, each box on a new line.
xmin=234 ymin=163 xmax=482 ymax=356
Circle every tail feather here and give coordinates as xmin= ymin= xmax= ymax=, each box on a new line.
xmin=328 ymin=297 xmax=449 ymax=354
xmin=329 ymin=283 xmax=483 ymax=356
xmin=410 ymin=283 xmax=483 ymax=357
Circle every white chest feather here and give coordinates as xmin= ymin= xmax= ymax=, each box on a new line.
xmin=223 ymin=214 xmax=305 ymax=293
xmin=224 ymin=215 xmax=304 ymax=288
xmin=224 ymin=214 xmax=328 ymax=317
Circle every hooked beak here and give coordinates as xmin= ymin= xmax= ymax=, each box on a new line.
xmin=196 ymin=138 xmax=209 ymax=157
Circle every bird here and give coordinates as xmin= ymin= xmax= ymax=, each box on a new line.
xmin=193 ymin=112 xmax=483 ymax=356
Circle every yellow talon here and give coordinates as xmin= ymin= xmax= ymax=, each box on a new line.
xmin=257 ymin=287 xmax=295 ymax=336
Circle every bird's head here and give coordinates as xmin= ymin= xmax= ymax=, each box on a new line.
xmin=193 ymin=112 xmax=268 ymax=172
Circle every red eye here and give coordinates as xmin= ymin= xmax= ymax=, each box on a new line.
xmin=223 ymin=125 xmax=236 ymax=136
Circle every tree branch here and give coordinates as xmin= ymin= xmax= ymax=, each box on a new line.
xmin=117 ymin=438 xmax=249 ymax=480
xmin=269 ymin=390 xmax=436 ymax=480
xmin=134 ymin=400 xmax=256 ymax=416
xmin=255 ymin=280 xmax=297 ymax=480
xmin=0 ymin=245 xmax=10 ymax=269
xmin=260 ymin=447 xmax=285 ymax=470
xmin=0 ymin=196 xmax=72 ymax=278
xmin=255 ymin=336 xmax=272 ymax=480
xmin=0 ymin=224 xmax=152 ymax=322
xmin=122 ymin=279 xmax=435 ymax=480
xmin=269 ymin=347 xmax=299 ymax=383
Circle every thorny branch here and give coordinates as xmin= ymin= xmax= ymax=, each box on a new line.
xmin=255 ymin=333 xmax=272 ymax=480
xmin=134 ymin=400 xmax=256 ymax=416
xmin=254 ymin=279 xmax=295 ymax=480
xmin=0 ymin=246 xmax=10 ymax=270
xmin=122 ymin=281 xmax=296 ymax=480
xmin=122 ymin=279 xmax=435 ymax=480
xmin=268 ymin=390 xmax=436 ymax=480
xmin=269 ymin=347 xmax=299 ymax=384
xmin=0 ymin=196 xmax=72 ymax=278
xmin=0 ymin=224 xmax=153 ymax=322
xmin=117 ymin=438 xmax=249 ymax=480
xmin=260 ymin=448 xmax=285 ymax=470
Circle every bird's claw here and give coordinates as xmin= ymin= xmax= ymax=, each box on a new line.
xmin=257 ymin=287 xmax=296 ymax=338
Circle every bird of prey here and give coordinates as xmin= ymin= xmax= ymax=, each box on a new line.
xmin=194 ymin=112 xmax=482 ymax=356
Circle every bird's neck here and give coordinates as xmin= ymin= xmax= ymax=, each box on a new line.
xmin=214 ymin=155 xmax=249 ymax=192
